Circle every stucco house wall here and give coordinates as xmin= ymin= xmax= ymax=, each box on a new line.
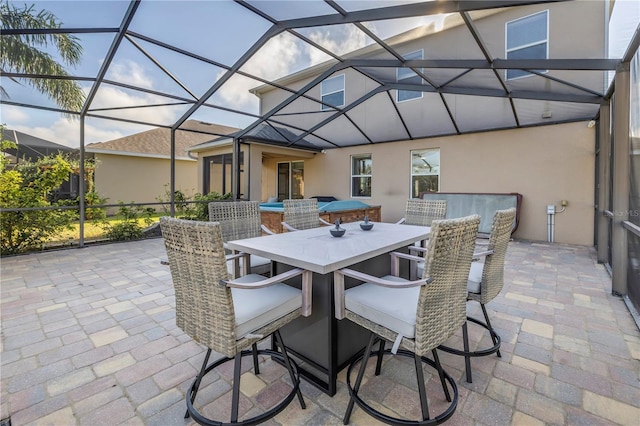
xmin=191 ymin=121 xmax=594 ymax=245
xmin=88 ymin=120 xmax=239 ymax=213
xmin=93 ymin=154 xmax=197 ymax=208
xmin=303 ymin=121 xmax=595 ymax=246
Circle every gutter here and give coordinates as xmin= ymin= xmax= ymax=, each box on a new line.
xmin=85 ymin=148 xmax=195 ymax=161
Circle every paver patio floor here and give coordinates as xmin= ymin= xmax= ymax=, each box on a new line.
xmin=1 ymin=237 xmax=639 ymax=425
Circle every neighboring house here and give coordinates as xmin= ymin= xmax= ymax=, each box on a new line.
xmin=86 ymin=120 xmax=239 ymax=210
xmin=191 ymin=2 xmax=608 ymax=245
xmin=2 ymin=128 xmax=80 ymax=200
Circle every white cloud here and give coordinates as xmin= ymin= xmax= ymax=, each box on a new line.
xmin=88 ymin=85 xmax=180 ymax=126
xmin=211 ymin=24 xmax=378 ymax=111
xmin=107 ymin=60 xmax=154 ymax=89
xmin=7 ymin=118 xmax=125 ymax=148
xmin=307 ymin=24 xmax=372 ymax=66
xmin=3 ymin=58 xmax=185 ymax=147
xmin=1 ymin=105 xmax=29 ymax=124
xmin=214 ymin=33 xmax=303 ymax=110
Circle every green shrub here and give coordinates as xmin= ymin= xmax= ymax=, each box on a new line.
xmin=0 ymin=154 xmax=76 ymax=255
xmin=192 ymin=191 xmax=232 ymax=220
xmin=102 ymin=203 xmax=154 ymax=242
xmin=156 ymin=184 xmax=231 ymax=221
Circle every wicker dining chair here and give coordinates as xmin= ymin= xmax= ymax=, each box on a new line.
xmin=396 ymin=199 xmax=447 ymax=279
xmin=396 ymin=199 xmax=447 ymax=226
xmin=281 ymin=199 xmax=332 ymax=231
xmin=334 ymin=215 xmax=480 ymax=425
xmin=208 ymin=200 xmax=274 ymax=277
xmin=438 ymin=208 xmax=516 ymax=383
xmin=160 ymin=217 xmax=311 ymax=425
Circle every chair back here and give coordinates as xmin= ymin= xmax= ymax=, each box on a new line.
xmin=208 ymin=200 xmax=262 ymax=241
xmin=478 ymin=208 xmax=516 ymax=304
xmin=415 ymin=214 xmax=480 ymax=355
xmin=404 ymin=199 xmax=447 ymax=226
xmin=283 ymin=199 xmax=321 ymax=230
xmin=159 ymin=217 xmax=238 ymax=357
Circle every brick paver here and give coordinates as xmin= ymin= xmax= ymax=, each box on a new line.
xmin=1 ymin=238 xmax=639 ymax=425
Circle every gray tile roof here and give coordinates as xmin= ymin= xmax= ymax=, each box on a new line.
xmin=86 ymin=120 xmax=240 ymax=157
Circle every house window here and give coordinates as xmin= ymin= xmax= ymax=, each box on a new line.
xmin=277 ymin=161 xmax=304 ymax=200
xmin=397 ymin=50 xmax=423 ymax=102
xmin=321 ymin=74 xmax=345 ymax=111
xmin=411 ymin=149 xmax=440 ymax=198
xmin=351 ymin=154 xmax=372 ymax=198
xmin=506 ymin=10 xmax=548 ymax=80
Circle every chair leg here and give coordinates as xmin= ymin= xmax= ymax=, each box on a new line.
xmin=231 ymin=352 xmax=242 ymax=423
xmin=462 ymin=322 xmax=473 ymax=383
xmin=414 ymin=352 xmax=430 ymax=421
xmin=481 ymin=304 xmax=501 ymax=357
xmin=432 ymin=349 xmax=451 ymax=402
xmin=374 ymin=338 xmax=385 ymax=376
xmin=185 ymin=348 xmax=212 ymax=419
xmin=344 ymin=332 xmax=376 ymax=425
xmin=274 ymin=330 xmax=306 ymax=409
xmin=252 ymin=342 xmax=260 ymax=374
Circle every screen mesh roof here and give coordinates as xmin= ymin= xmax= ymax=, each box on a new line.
xmin=1 ymin=0 xmax=630 ymax=151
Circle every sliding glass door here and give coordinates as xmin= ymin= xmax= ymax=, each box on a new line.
xmin=277 ymin=161 xmax=304 ymax=201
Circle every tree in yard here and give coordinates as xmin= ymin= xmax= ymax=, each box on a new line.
xmin=0 ymin=1 xmax=85 ymax=113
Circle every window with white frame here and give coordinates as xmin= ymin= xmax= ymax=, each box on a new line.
xmin=397 ymin=50 xmax=423 ymax=102
xmin=506 ymin=10 xmax=548 ymax=80
xmin=410 ymin=149 xmax=440 ymax=198
xmin=351 ymin=154 xmax=372 ymax=197
xmin=321 ymin=74 xmax=345 ymax=111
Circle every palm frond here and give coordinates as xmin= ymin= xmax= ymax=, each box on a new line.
xmin=0 ymin=1 xmax=85 ymax=113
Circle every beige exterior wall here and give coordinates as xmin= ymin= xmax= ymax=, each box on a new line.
xmin=194 ymin=123 xmax=595 ymax=245
xmin=304 ymin=122 xmax=595 ymax=245
xmin=94 ymin=154 xmax=198 ymax=211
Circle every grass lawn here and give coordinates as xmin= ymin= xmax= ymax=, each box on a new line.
xmin=53 ymin=214 xmax=162 ymax=243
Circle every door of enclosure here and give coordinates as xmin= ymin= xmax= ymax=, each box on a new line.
xmin=204 ymin=152 xmax=244 ymax=197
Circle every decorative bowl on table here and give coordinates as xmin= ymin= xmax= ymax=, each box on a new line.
xmin=330 ymin=220 xmax=346 ymax=237
xmin=330 ymin=228 xmax=346 ymax=237
xmin=360 ymin=216 xmax=374 ymax=231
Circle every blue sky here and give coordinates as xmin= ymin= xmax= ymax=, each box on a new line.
xmin=1 ymin=0 xmax=639 ymax=148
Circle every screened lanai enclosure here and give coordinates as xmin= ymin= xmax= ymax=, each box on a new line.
xmin=1 ymin=1 xmax=639 ymax=315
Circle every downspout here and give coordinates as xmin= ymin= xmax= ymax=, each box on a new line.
xmin=547 ymin=201 xmax=568 ymax=243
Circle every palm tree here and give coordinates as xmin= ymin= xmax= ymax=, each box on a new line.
xmin=0 ymin=1 xmax=85 ymax=113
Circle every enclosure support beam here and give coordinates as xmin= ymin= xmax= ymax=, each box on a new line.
xmin=596 ymin=103 xmax=610 ymax=264
xmin=611 ymin=63 xmax=630 ymax=296
xmin=79 ymin=116 xmax=86 ymax=248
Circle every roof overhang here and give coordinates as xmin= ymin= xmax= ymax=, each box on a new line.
xmin=86 ymin=148 xmax=196 ymax=161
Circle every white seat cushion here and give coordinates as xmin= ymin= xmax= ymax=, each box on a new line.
xmin=417 ymin=260 xmax=425 ymax=279
xmin=231 ymin=274 xmax=302 ymax=338
xmin=345 ymin=275 xmax=419 ymax=338
xmin=467 ymin=262 xmax=483 ymax=294
xmin=418 ymin=260 xmax=483 ymax=294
